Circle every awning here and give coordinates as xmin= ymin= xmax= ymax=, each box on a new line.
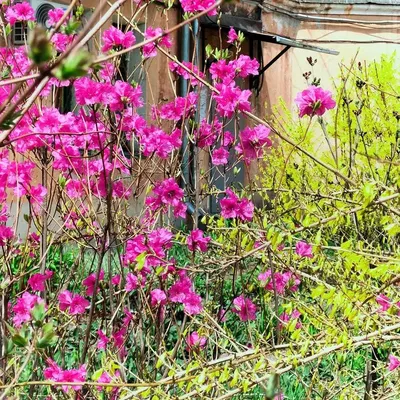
xmin=200 ymin=14 xmax=339 ymax=56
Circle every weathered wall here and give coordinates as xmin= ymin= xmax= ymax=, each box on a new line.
xmin=261 ymin=1 xmax=400 ymax=110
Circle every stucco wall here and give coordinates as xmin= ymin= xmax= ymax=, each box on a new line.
xmin=260 ymin=2 xmax=400 ymax=110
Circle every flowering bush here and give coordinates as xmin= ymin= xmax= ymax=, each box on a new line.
xmin=0 ymin=1 xmax=398 ymax=399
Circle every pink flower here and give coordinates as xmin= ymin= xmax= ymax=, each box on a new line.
xmin=112 ymin=328 xmax=127 ymax=359
xmin=97 ymin=330 xmax=109 ymax=350
xmin=279 ymin=310 xmax=302 ymax=330
xmin=195 ymin=118 xmax=221 ymax=148
xmin=13 ymin=292 xmax=44 ymax=327
xmin=58 ymin=290 xmax=89 ymax=315
xmin=82 ymin=270 xmax=105 ymax=296
xmin=227 ymin=27 xmax=238 ymax=44
xmin=232 ymin=295 xmax=257 ymax=321
xmin=234 ymin=55 xmax=259 ymax=78
xmin=294 ymin=86 xmax=336 ymax=118
xmin=48 ymin=8 xmax=66 ymax=27
xmin=51 ymin=33 xmax=74 ymax=52
xmin=107 ymin=81 xmax=143 ymax=111
xmin=102 ymin=26 xmax=136 ymax=52
xmin=139 ymin=126 xmax=182 ymax=158
xmin=220 ymin=188 xmax=254 ymax=222
xmin=223 ymin=131 xmax=234 ymax=147
xmin=210 ymin=60 xmax=236 ymax=84
xmin=74 ymin=77 xmax=104 ymax=105
xmin=376 ymin=294 xmax=392 ymax=312
xmin=30 ymin=184 xmax=47 ymax=205
xmin=150 ymin=289 xmax=167 ymax=306
xmin=236 ymin=125 xmax=272 ymax=164
xmin=159 ymin=92 xmax=198 ymax=121
xmin=100 ymin=62 xmax=116 ymax=82
xmin=0 ymin=226 xmax=14 ymax=246
xmin=186 ymin=331 xmax=207 ymax=351
xmin=143 ymin=27 xmax=172 ymax=58
xmin=145 ymin=178 xmax=187 ymax=218
xmin=6 ymin=2 xmax=35 ymax=25
xmin=65 ymin=180 xmax=85 ymax=199
xmin=27 ymin=270 xmax=53 ymax=291
xmin=125 ymin=273 xmax=138 ymax=292
xmin=258 ymin=270 xmax=300 ymax=294
xmin=295 ymin=241 xmax=313 ymax=258
xmin=44 ymin=359 xmax=86 ymax=393
xmin=148 ymin=228 xmax=173 ymax=257
xmin=180 ymin=0 xmax=217 ymax=16
xmin=111 ymin=274 xmax=121 ymax=286
xmin=169 ymin=61 xmax=205 ymax=86
xmin=169 ymin=273 xmax=203 ymax=315
xmin=212 ymin=147 xmax=229 ymax=165
xmin=389 ymin=355 xmax=400 ymax=371
xmin=187 ymin=229 xmax=211 ymax=252
xmin=213 ymin=83 xmax=252 ymax=118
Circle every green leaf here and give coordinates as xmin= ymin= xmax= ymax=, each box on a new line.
xmin=28 ymin=26 xmax=54 ymax=65
xmin=53 ymin=50 xmax=92 ymax=80
xmin=5 ymin=24 xmax=12 ymax=37
xmin=37 ymin=322 xmax=58 ymax=348
xmin=63 ymin=18 xmax=81 ymax=35
xmin=31 ymin=302 xmax=46 ymax=322
xmin=12 ymin=334 xmax=28 ymax=347
xmin=136 ymin=252 xmax=147 ymax=271
xmin=4 ymin=337 xmax=14 ymax=355
xmin=92 ymin=368 xmax=104 ymax=381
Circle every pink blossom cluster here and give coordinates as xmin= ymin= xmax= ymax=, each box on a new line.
xmin=294 ymin=85 xmax=336 ymax=118
xmin=96 ymin=308 xmax=134 ymax=359
xmin=195 ymin=118 xmax=223 ymax=148
xmin=187 ymin=229 xmax=211 ymax=252
xmin=0 ymin=47 xmax=30 ymax=79
xmin=58 ymin=290 xmax=90 ymax=315
xmin=210 ymin=55 xmax=259 ymax=84
xmin=279 ymin=310 xmax=302 ymax=330
xmin=75 ymin=78 xmax=143 ymax=111
xmin=145 ymin=178 xmax=187 ymax=218
xmin=169 ymin=60 xmax=205 ymax=86
xmin=232 ymin=295 xmax=257 ymax=321
xmin=220 ymin=188 xmax=254 ymax=222
xmin=213 ymin=83 xmax=252 ymax=118
xmin=258 ymin=270 xmax=300 ymax=294
xmin=28 ymin=270 xmax=53 ymax=291
xmin=159 ymin=92 xmax=198 ymax=121
xmin=376 ymin=294 xmax=400 ymax=314
xmin=5 ymin=1 xmax=35 ymax=25
xmin=186 ymin=331 xmax=207 ymax=352
xmin=143 ymin=27 xmax=173 ymax=58
xmin=389 ymin=355 xmax=400 ymax=371
xmin=102 ymin=26 xmax=136 ymax=52
xmin=180 ymin=0 xmax=217 ymax=15
xmin=44 ymin=359 xmax=86 ymax=393
xmin=12 ymin=292 xmax=44 ymax=327
xmin=295 ymin=241 xmax=313 ymax=258
xmin=236 ymin=124 xmax=272 ymax=164
xmin=47 ymin=8 xmax=66 ymax=27
xmin=169 ymin=271 xmax=203 ymax=315
xmin=0 ymin=225 xmax=14 ymax=246
xmin=123 ymin=228 xmax=174 ymax=271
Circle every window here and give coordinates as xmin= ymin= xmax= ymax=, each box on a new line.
xmin=12 ymin=22 xmax=28 ymax=46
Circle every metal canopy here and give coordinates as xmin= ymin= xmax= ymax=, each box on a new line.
xmin=200 ymin=14 xmax=339 ymax=56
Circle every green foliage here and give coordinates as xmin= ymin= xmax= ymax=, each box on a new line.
xmin=53 ymin=49 xmax=93 ymax=80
